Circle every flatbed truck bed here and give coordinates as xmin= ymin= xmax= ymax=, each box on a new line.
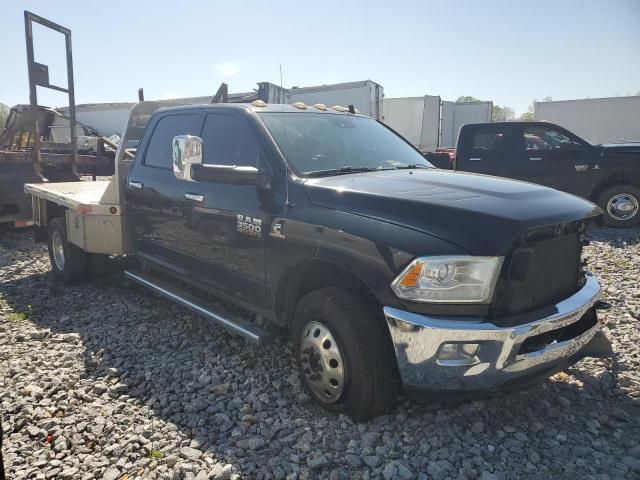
xmin=24 ymin=102 xmax=161 ymax=256
xmin=26 ymin=179 xmax=127 ymax=256
xmin=24 ymin=180 xmax=116 ymax=213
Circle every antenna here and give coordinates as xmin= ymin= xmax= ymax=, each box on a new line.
xmin=280 ymin=64 xmax=290 ymax=207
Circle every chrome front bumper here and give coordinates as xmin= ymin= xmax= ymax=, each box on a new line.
xmin=384 ymin=276 xmax=610 ymax=392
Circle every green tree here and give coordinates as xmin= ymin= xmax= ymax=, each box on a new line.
xmin=492 ymin=104 xmax=515 ymax=122
xmin=455 ymin=96 xmax=481 ymax=103
xmin=519 ymin=96 xmax=552 ymax=121
xmin=520 ymin=111 xmax=534 ymax=121
xmin=0 ymin=103 xmax=9 ymax=130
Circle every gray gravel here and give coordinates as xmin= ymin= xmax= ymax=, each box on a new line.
xmin=1 ymin=227 xmax=639 ymax=479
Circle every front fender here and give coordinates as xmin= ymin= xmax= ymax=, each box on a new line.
xmin=265 ymin=205 xmax=467 ymax=317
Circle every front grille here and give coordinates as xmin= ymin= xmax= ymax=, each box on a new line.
xmin=491 ymin=230 xmax=584 ymax=318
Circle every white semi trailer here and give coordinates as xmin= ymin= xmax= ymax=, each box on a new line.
xmin=382 ymin=96 xmax=493 ymax=151
xmin=534 ymin=96 xmax=640 ymax=145
xmin=60 ymin=81 xmax=384 ymax=139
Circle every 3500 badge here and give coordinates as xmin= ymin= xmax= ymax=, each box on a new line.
xmin=237 ymin=214 xmax=262 ymax=239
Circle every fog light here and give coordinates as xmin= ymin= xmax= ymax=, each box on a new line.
xmin=437 ymin=343 xmax=480 ymax=366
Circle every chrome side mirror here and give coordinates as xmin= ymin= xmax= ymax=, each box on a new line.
xmin=172 ymin=135 xmax=203 ymax=181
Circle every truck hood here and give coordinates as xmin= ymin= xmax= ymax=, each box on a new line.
xmin=600 ymin=142 xmax=640 ymax=154
xmin=303 ymin=169 xmax=601 ymax=255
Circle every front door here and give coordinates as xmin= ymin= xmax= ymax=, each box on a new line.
xmin=177 ymin=111 xmax=268 ymax=306
xmin=515 ymin=124 xmax=596 ymax=196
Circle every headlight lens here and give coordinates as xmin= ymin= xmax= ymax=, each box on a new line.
xmin=391 ymin=256 xmax=503 ymax=303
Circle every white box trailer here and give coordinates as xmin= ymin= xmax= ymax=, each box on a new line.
xmin=59 ymin=81 xmax=384 ymax=138
xmin=288 ymin=80 xmax=384 ymax=120
xmin=440 ymin=101 xmax=493 ymax=149
xmin=60 ymin=96 xmax=214 ymax=138
xmin=382 ymin=96 xmax=441 ymax=151
xmin=534 ymin=96 xmax=640 ymax=145
xmin=382 ymin=97 xmax=493 ymax=150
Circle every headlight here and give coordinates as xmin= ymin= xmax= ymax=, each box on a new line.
xmin=391 ymin=256 xmax=503 ymax=303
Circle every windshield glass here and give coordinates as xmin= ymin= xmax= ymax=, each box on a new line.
xmin=259 ymin=112 xmax=432 ymax=176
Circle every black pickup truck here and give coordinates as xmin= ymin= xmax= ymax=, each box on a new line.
xmin=28 ymin=103 xmax=612 ymax=421
xmin=447 ymin=121 xmax=640 ymax=228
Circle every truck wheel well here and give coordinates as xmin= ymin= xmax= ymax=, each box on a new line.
xmin=276 ymin=259 xmax=380 ymax=328
xmin=33 ymin=201 xmax=66 ymax=242
xmin=46 ymin=201 xmax=66 ymax=221
xmin=590 ymin=173 xmax=639 ymax=202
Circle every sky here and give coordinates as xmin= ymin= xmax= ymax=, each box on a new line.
xmin=1 ymin=0 xmax=639 ymax=116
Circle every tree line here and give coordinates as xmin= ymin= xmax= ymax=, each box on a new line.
xmin=0 ymin=103 xmax=8 ymax=130
xmin=455 ymin=95 xmax=553 ymax=122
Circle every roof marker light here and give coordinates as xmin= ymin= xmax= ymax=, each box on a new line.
xmin=251 ymin=100 xmax=267 ymax=107
xmin=291 ymin=102 xmax=307 ymax=109
xmin=313 ymin=103 xmax=327 ymax=111
xmin=331 ymin=105 xmax=347 ymax=112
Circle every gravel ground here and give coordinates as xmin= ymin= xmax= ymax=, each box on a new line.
xmin=1 ymin=227 xmax=639 ymax=480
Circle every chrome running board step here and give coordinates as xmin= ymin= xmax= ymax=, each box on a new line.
xmin=124 ymin=269 xmax=273 ymax=346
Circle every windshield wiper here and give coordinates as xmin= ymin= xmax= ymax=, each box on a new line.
xmin=305 ymin=166 xmax=380 ymax=178
xmin=393 ymin=164 xmax=432 ymax=169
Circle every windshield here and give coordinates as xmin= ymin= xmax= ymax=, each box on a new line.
xmin=259 ymin=112 xmax=432 ymax=176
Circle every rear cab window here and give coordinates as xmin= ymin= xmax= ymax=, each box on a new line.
xmin=459 ymin=125 xmax=515 ymax=163
xmin=471 ymin=128 xmax=510 ymax=151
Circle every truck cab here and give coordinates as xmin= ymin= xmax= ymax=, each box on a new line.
xmin=26 ymin=102 xmax=612 ymax=421
xmin=455 ymin=121 xmax=640 ymax=227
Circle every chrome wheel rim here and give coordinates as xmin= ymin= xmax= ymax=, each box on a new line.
xmin=299 ymin=320 xmax=346 ymax=404
xmin=607 ymin=193 xmax=639 ymax=221
xmin=52 ymin=230 xmax=65 ymax=271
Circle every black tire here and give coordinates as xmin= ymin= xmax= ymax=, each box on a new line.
xmin=292 ymin=287 xmax=394 ymax=421
xmin=47 ymin=217 xmax=87 ymax=283
xmin=597 ymin=185 xmax=640 ymax=228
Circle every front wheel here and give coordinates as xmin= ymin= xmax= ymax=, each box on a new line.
xmin=48 ymin=217 xmax=87 ymax=282
xmin=597 ymin=186 xmax=640 ymax=228
xmin=292 ymin=287 xmax=395 ymax=421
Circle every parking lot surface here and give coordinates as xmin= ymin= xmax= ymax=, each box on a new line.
xmin=1 ymin=227 xmax=639 ymax=480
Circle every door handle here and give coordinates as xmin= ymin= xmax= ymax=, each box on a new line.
xmin=529 ymin=157 xmax=542 ymax=161
xmin=128 ymin=180 xmax=143 ymax=189
xmin=184 ymin=193 xmax=204 ymax=203
xmin=469 ymin=157 xmax=481 ymax=161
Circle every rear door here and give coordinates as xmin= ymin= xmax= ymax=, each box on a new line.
xmin=514 ymin=124 xmax=596 ymax=195
xmin=456 ymin=124 xmax=520 ymax=179
xmin=126 ymin=112 xmax=203 ymax=266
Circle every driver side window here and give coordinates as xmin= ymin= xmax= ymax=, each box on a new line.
xmin=201 ymin=114 xmax=261 ymax=167
xmin=524 ymin=126 xmax=573 ymax=151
